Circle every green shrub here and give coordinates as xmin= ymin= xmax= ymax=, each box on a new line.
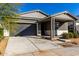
xmin=62 ymin=33 xmax=69 ymax=39
xmin=62 ymin=32 xmax=74 ymax=39
xmin=0 ymin=28 xmax=3 ymax=38
xmin=73 ymin=31 xmax=79 ymax=38
xmin=62 ymin=31 xmax=79 ymax=39
xmin=68 ymin=32 xmax=74 ymax=38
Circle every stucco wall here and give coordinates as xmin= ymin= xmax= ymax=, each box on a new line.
xmin=57 ymin=22 xmax=68 ymax=35
xmin=76 ymin=22 xmax=79 ymax=33
xmin=3 ymin=29 xmax=9 ymax=36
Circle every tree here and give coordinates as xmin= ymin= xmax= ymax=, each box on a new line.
xmin=0 ymin=3 xmax=20 ymax=33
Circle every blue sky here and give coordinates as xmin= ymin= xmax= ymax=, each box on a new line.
xmin=19 ymin=3 xmax=79 ymax=16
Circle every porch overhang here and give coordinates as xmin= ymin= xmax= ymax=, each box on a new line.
xmin=38 ymin=11 xmax=78 ymax=40
xmin=39 ymin=11 xmax=78 ymax=22
xmin=51 ymin=11 xmax=78 ymax=22
xmin=50 ymin=11 xmax=78 ymax=40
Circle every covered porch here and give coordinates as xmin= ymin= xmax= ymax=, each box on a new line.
xmin=37 ymin=11 xmax=77 ymax=40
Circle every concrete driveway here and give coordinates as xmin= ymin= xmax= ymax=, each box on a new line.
xmin=4 ymin=36 xmax=60 ymax=56
xmin=4 ymin=37 xmax=79 ymax=56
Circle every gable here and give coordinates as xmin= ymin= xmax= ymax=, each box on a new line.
xmin=55 ymin=14 xmax=75 ymax=21
xmin=20 ymin=11 xmax=48 ymax=18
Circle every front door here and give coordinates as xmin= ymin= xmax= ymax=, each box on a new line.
xmin=41 ymin=21 xmax=51 ymax=36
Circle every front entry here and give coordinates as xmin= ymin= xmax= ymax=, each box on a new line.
xmin=40 ymin=21 xmax=68 ymax=37
xmin=55 ymin=22 xmax=68 ymax=36
xmin=41 ymin=21 xmax=51 ymax=36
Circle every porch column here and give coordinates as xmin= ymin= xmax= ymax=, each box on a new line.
xmin=36 ymin=21 xmax=41 ymax=36
xmin=51 ymin=17 xmax=55 ymax=40
xmin=73 ymin=20 xmax=77 ymax=33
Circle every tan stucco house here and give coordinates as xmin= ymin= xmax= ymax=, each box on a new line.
xmin=3 ymin=10 xmax=79 ymax=40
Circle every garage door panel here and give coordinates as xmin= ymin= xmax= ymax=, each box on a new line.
xmin=10 ymin=23 xmax=37 ymax=36
xmin=16 ymin=24 xmax=37 ymax=36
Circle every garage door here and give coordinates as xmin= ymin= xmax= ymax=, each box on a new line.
xmin=10 ymin=23 xmax=37 ymax=36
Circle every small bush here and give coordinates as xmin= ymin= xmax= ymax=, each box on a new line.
xmin=62 ymin=31 xmax=79 ymax=39
xmin=0 ymin=28 xmax=3 ymax=39
xmin=62 ymin=33 xmax=69 ymax=39
xmin=62 ymin=32 xmax=74 ymax=39
xmin=73 ymin=31 xmax=79 ymax=38
xmin=68 ymin=32 xmax=74 ymax=38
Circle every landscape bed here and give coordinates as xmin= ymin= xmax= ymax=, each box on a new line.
xmin=59 ymin=38 xmax=79 ymax=47
xmin=0 ymin=37 xmax=8 ymax=56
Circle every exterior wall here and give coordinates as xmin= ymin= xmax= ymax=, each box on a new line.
xmin=57 ymin=30 xmax=68 ymax=35
xmin=76 ymin=23 xmax=79 ymax=26
xmin=3 ymin=29 xmax=9 ymax=36
xmin=14 ymin=20 xmax=37 ymax=24
xmin=76 ymin=22 xmax=79 ymax=33
xmin=57 ymin=22 xmax=68 ymax=35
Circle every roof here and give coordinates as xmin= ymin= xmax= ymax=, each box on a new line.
xmin=20 ymin=10 xmax=49 ymax=17
xmin=51 ymin=11 xmax=78 ymax=20
xmin=14 ymin=10 xmax=79 ymax=23
xmin=39 ymin=11 xmax=79 ymax=22
xmin=20 ymin=10 xmax=78 ymax=21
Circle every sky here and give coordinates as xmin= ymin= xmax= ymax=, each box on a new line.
xmin=19 ymin=3 xmax=79 ymax=16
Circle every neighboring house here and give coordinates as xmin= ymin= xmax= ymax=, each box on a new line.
xmin=3 ymin=10 xmax=79 ymax=40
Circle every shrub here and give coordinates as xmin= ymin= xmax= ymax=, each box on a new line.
xmin=62 ymin=31 xmax=79 ymax=39
xmin=73 ymin=31 xmax=79 ymax=38
xmin=62 ymin=33 xmax=69 ymax=39
xmin=62 ymin=32 xmax=74 ymax=39
xmin=0 ymin=28 xmax=3 ymax=38
xmin=68 ymin=32 xmax=74 ymax=38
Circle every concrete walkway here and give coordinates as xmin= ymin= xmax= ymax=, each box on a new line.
xmin=4 ymin=37 xmax=60 ymax=56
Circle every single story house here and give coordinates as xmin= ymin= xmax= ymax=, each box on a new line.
xmin=2 ymin=10 xmax=79 ymax=40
